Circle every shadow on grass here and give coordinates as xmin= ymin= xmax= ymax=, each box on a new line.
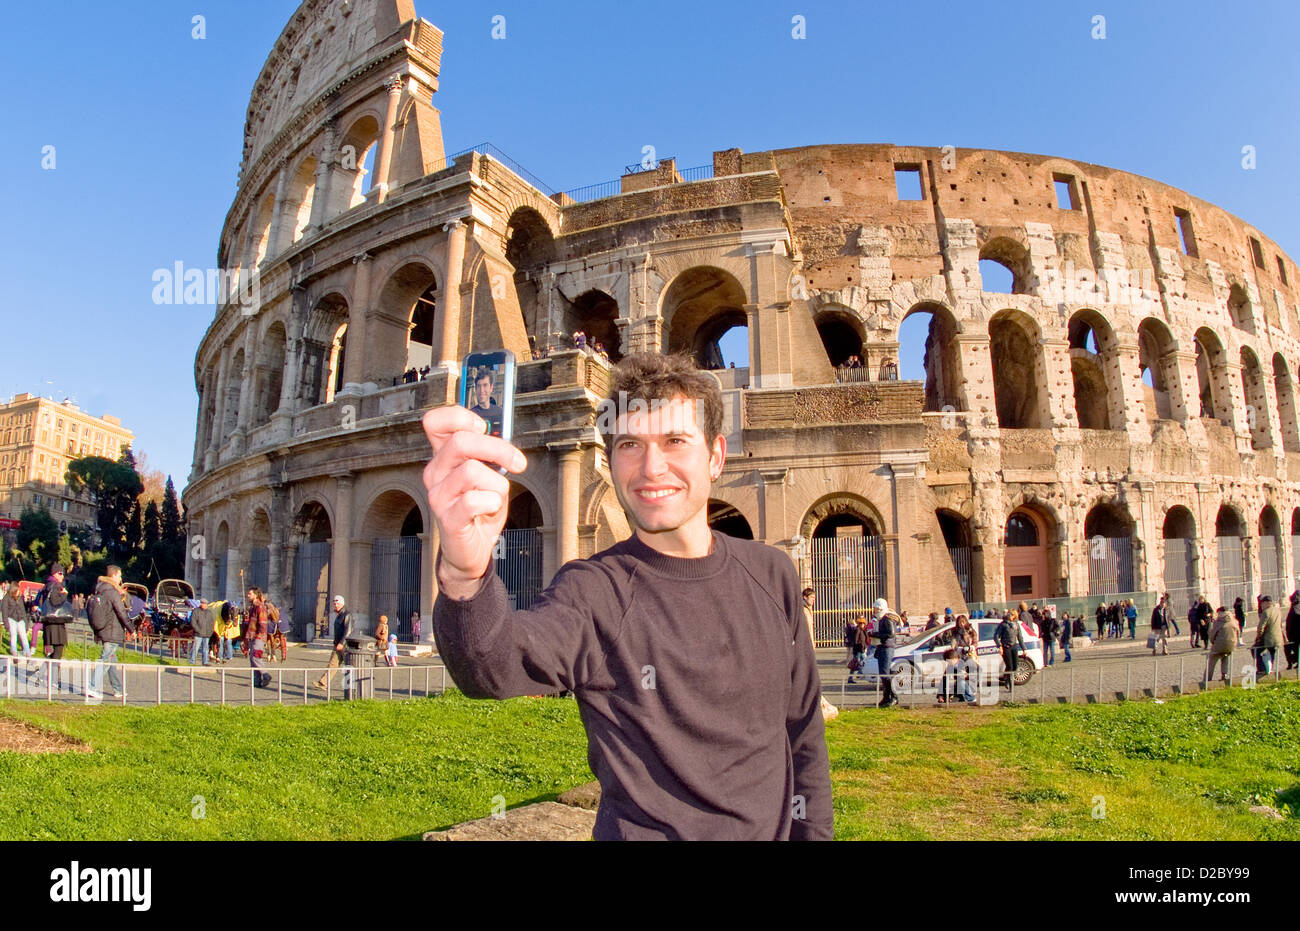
xmin=391 ymin=789 xmax=583 ymax=840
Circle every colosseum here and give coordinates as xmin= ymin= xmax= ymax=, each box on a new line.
xmin=185 ymin=0 xmax=1300 ymax=646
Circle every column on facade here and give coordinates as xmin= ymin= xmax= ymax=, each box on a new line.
xmin=1170 ymin=349 xmax=1208 ymax=445
xmin=233 ymin=325 xmax=257 ymax=447
xmin=342 ymin=253 xmax=373 ymax=386
xmin=225 ymin=546 xmax=244 ymax=603
xmin=758 ymin=468 xmax=789 ymax=544
xmin=888 ymin=460 xmax=921 ymax=611
xmin=1114 ymin=340 xmax=1152 ymax=443
xmin=310 ymin=120 xmax=338 ymax=231
xmin=267 ymin=484 xmax=288 ymax=608
xmin=551 ymin=443 xmax=582 ymax=567
xmin=434 ymin=220 xmax=467 ymax=370
xmin=372 ymin=74 xmax=405 ymax=204
xmin=351 ymin=540 xmax=373 ymax=630
xmin=332 ymin=474 xmax=354 ymax=607
xmin=745 ymin=241 xmax=792 ymax=389
xmin=209 ymin=349 xmax=230 ymax=453
xmin=1041 ymin=337 xmax=1075 ymax=428
xmin=418 ymin=527 xmax=435 ymax=645
xmin=264 ymin=163 xmax=290 ymax=258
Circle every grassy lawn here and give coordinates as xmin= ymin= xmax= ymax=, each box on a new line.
xmin=2 ymin=682 xmax=1297 ymax=840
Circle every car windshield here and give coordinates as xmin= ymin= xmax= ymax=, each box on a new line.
xmin=898 ymin=621 xmax=956 ymax=648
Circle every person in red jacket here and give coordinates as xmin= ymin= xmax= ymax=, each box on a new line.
xmin=245 ymin=587 xmax=271 ymax=688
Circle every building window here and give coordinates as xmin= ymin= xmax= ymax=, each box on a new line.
xmin=1174 ymin=208 xmax=1197 ymax=257
xmin=1278 ymin=257 xmax=1289 ymax=285
xmin=1009 ymin=575 xmax=1034 ymax=595
xmin=894 ymin=165 xmax=923 ymax=201
xmin=1250 ymin=237 xmax=1266 ymax=269
xmin=1053 ymin=173 xmax=1078 ymax=210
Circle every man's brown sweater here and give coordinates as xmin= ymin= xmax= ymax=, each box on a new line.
xmin=434 ymin=530 xmax=833 ymax=840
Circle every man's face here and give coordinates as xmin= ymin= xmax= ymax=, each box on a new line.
xmin=333 ymin=598 xmax=344 ymax=612
xmin=609 ymin=396 xmax=723 ymax=541
xmin=805 ymin=592 xmax=815 ymax=607
xmin=476 ymin=375 xmax=493 ymax=407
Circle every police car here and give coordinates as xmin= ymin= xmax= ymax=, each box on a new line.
xmin=859 ymin=617 xmax=1045 ymax=692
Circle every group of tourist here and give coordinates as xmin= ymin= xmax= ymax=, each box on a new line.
xmin=572 ymin=330 xmax=611 ymax=363
xmin=399 ymin=365 xmax=433 ymax=384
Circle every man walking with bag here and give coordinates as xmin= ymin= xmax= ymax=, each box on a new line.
xmin=87 ymin=566 xmax=134 ymax=700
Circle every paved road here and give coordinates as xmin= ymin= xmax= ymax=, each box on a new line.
xmin=816 ymin=634 xmax=1300 ymax=709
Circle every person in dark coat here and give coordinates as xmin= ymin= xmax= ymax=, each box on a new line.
xmin=32 ymin=565 xmax=73 ymax=689
xmin=187 ymin=599 xmax=215 ymax=666
xmin=1285 ymin=591 xmax=1300 ymax=671
xmin=87 ymin=565 xmax=134 ymax=699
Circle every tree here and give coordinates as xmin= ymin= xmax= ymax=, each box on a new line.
xmin=143 ymin=499 xmax=161 ymax=550
xmin=161 ymin=477 xmax=183 ymax=543
xmin=124 ymin=502 xmax=143 ymax=553
xmin=65 ymin=452 xmax=144 ymax=562
xmin=133 ymin=451 xmax=168 ymax=504
xmin=17 ymin=507 xmax=60 ymax=568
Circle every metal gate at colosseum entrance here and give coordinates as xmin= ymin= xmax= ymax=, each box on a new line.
xmin=1162 ymin=538 xmax=1197 ymax=619
xmin=370 ymin=537 xmax=422 ymax=642
xmin=800 ymin=534 xmax=886 ymax=646
xmin=1217 ymin=537 xmax=1251 ymax=611
xmin=495 ymin=528 xmax=543 ymax=610
xmin=292 ymin=541 xmax=332 ymax=641
xmin=247 ymin=546 xmax=269 ymax=594
xmin=1087 ymin=538 xmax=1134 ymax=596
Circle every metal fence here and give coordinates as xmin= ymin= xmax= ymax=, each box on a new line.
xmin=0 ymin=653 xmax=450 ymax=706
xmin=292 ymin=541 xmax=332 ymax=641
xmin=1258 ymin=534 xmax=1287 ymax=602
xmin=948 ymin=545 xmax=973 ymax=604
xmin=370 ymin=536 xmax=422 ymax=641
xmin=1087 ymin=536 xmax=1134 ymax=595
xmin=1217 ymin=536 xmax=1251 ymax=610
xmin=802 ymin=535 xmax=887 ymax=646
xmin=1162 ymin=538 xmax=1197 ymax=619
xmin=247 ymin=546 xmax=269 ymax=593
xmin=828 ymin=642 xmax=1300 ymax=710
xmin=496 ymin=528 xmax=543 ymax=609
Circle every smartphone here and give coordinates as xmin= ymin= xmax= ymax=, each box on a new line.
xmin=459 ymin=349 xmax=516 ymax=444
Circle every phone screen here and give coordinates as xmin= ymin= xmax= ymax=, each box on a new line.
xmin=459 ymin=350 xmax=515 ymax=442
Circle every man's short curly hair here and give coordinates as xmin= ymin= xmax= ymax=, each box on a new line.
xmin=601 ymin=352 xmax=723 ymax=446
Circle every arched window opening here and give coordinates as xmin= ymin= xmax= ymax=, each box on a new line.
xmin=1240 ymin=348 xmax=1272 ymax=449
xmin=326 ymin=323 xmax=347 ymax=404
xmin=938 ymin=509 xmax=975 ymax=603
xmin=291 ymin=501 xmax=332 ymax=641
xmin=815 ymin=310 xmax=865 ymax=381
xmin=1068 ymin=312 xmax=1119 ymax=431
xmin=662 ymin=267 xmax=748 ymax=371
xmin=1272 ymin=354 xmax=1300 ymax=452
xmin=221 ymin=348 xmax=245 ymax=443
xmin=978 ymin=237 xmax=1031 ymax=295
xmin=1228 ymin=284 xmax=1254 ymax=334
xmin=407 ymin=285 xmax=437 ymax=372
xmin=566 ymin=290 xmax=623 ymax=363
xmin=899 ymin=304 xmax=962 ymax=411
xmin=253 ymin=322 xmax=287 ymax=427
xmin=1194 ymin=329 xmax=1230 ymax=425
xmin=505 ymin=209 xmax=556 ymax=343
xmin=802 ymin=505 xmax=886 ymax=645
xmin=286 ymin=156 xmax=318 ymax=246
xmin=989 ymin=312 xmax=1044 ymax=428
xmin=1138 ymin=318 xmax=1179 ymax=422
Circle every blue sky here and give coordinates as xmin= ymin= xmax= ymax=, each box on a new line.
xmin=1 ymin=0 xmax=1296 ymax=488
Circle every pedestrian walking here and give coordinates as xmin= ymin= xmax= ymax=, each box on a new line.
xmin=1059 ymin=609 xmax=1072 ymax=662
xmin=1253 ymin=594 xmax=1284 ymax=675
xmin=848 ymin=616 xmax=869 ymax=682
xmin=1095 ymin=602 xmax=1107 ymax=641
xmin=843 ymin=616 xmax=857 ymax=668
xmin=375 ymin=613 xmax=390 ymax=653
xmin=802 ymin=588 xmax=816 ymax=649
xmin=188 ymin=599 xmax=215 ymax=666
xmin=245 ymin=587 xmax=271 ymax=688
xmin=410 ymin=611 xmax=421 ymax=646
xmin=996 ymin=611 xmax=1025 ymax=688
xmin=1207 ymin=607 xmax=1238 ymax=683
xmin=1285 ymin=591 xmax=1300 ymax=671
xmin=1150 ymin=594 xmax=1172 ymax=655
xmin=385 ymin=634 xmax=399 ymax=667
xmin=1125 ymin=599 xmax=1137 ymax=639
xmin=86 ymin=566 xmax=134 ymax=700
xmin=1037 ymin=610 xmax=1057 ymax=665
xmin=870 ymin=598 xmax=901 ymax=707
xmin=2 ymin=580 xmax=32 ymax=658
xmin=313 ymin=595 xmax=352 ymax=691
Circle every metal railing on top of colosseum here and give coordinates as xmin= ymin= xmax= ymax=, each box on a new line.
xmin=425 ymin=142 xmax=557 ymax=196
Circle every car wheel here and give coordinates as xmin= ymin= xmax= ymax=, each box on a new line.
xmin=890 ymin=661 xmax=918 ymax=695
xmin=1012 ymin=656 xmax=1036 ymax=687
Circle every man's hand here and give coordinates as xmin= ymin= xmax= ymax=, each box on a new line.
xmin=422 ymin=405 xmax=528 ymax=600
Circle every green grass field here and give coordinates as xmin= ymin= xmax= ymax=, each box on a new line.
xmin=2 ymin=682 xmax=1297 ymax=840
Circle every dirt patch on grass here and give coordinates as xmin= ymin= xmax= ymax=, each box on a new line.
xmin=0 ymin=716 xmax=90 ymax=754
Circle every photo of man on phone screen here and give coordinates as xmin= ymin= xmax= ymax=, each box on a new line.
xmin=423 ymin=351 xmax=832 ymax=840
xmin=468 ymin=367 xmax=504 ymax=437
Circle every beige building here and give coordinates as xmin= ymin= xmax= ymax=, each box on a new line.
xmin=0 ymin=393 xmax=134 ymax=534
xmin=185 ymin=0 xmax=1300 ymax=648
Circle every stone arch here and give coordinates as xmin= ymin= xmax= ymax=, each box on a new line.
xmin=566 ymin=289 xmax=623 ymax=362
xmin=303 ymin=292 xmax=350 ymax=405
xmin=292 ymin=498 xmax=334 ymax=544
xmin=249 ymin=188 xmax=276 ymax=268
xmin=213 ymin=520 xmax=231 ymax=600
xmin=978 ymin=236 xmax=1032 ymax=295
xmin=281 ymin=153 xmax=319 ymax=248
xmin=661 ymin=266 xmax=750 ymax=370
xmin=1228 ymin=283 xmax=1254 ymax=335
xmin=814 ymin=306 xmax=865 ymax=373
xmin=290 ymin=498 xmax=333 ymax=640
xmin=247 ymin=506 xmax=272 ymax=549
xmin=799 ymin=492 xmax=886 ymax=540
xmin=899 ymin=301 xmax=962 ymax=411
xmin=506 ymin=207 xmax=557 ymax=340
xmin=252 ymin=320 xmax=287 ymax=427
xmin=1194 ymin=327 xmax=1232 ymax=425
xmin=221 ymin=347 xmax=245 ymax=443
xmin=372 ymin=261 xmax=439 ymax=380
xmin=1214 ymin=502 xmax=1251 ymax=610
xmin=1137 ymin=317 xmax=1181 ymax=422
xmin=359 ymin=487 xmax=425 ymax=539
xmin=988 ymin=309 xmax=1047 ymax=428
xmin=1239 ymin=346 xmax=1272 ymax=449
xmin=1258 ymin=504 xmax=1286 ymax=601
xmin=244 ymin=505 xmax=273 ymax=594
xmin=937 ymin=507 xmax=980 ymax=603
xmin=507 ymin=485 xmax=545 ymax=530
xmin=1272 ymin=354 xmax=1300 ymax=452
xmin=1068 ymin=309 xmax=1121 ymax=430
xmin=1161 ymin=504 xmax=1199 ymax=613
xmin=708 ymin=498 xmax=754 ymax=539
xmin=338 ymin=113 xmax=382 ymax=210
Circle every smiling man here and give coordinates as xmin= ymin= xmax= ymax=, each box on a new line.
xmin=424 ymin=352 xmax=831 ymax=840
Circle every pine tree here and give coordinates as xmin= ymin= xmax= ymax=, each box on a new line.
xmin=161 ymin=477 xmax=183 ymax=544
xmin=143 ymin=499 xmax=162 ymax=550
